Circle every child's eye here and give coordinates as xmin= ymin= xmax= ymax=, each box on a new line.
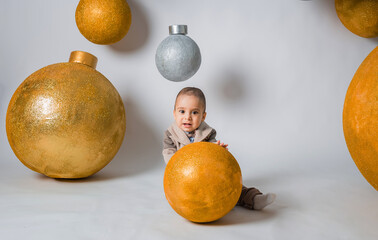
xmin=192 ymin=111 xmax=199 ymax=114
xmin=179 ymin=110 xmax=185 ymax=114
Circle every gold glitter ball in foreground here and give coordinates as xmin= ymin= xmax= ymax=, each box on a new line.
xmin=164 ymin=142 xmax=242 ymax=223
xmin=75 ymin=0 xmax=132 ymax=45
xmin=6 ymin=51 xmax=126 ymax=178
xmin=343 ymin=46 xmax=378 ymax=190
xmin=335 ymin=0 xmax=378 ymax=38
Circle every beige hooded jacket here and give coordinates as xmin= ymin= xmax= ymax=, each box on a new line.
xmin=162 ymin=121 xmax=217 ymax=164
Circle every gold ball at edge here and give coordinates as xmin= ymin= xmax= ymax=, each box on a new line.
xmin=164 ymin=142 xmax=243 ymax=223
xmin=343 ymin=46 xmax=378 ymax=190
xmin=335 ymin=0 xmax=378 ymax=38
xmin=75 ymin=0 xmax=132 ymax=45
xmin=6 ymin=51 xmax=126 ymax=179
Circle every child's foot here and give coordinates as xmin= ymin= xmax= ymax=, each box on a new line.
xmin=253 ymin=193 xmax=276 ymax=210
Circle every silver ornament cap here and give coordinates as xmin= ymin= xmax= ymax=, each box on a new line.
xmin=155 ymin=25 xmax=201 ymax=82
xmin=169 ymin=25 xmax=187 ymax=35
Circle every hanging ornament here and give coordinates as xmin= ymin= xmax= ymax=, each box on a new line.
xmin=6 ymin=51 xmax=126 ymax=179
xmin=343 ymin=46 xmax=378 ymax=190
xmin=335 ymin=0 xmax=378 ymax=38
xmin=164 ymin=142 xmax=242 ymax=223
xmin=155 ymin=25 xmax=201 ymax=82
xmin=75 ymin=0 xmax=132 ymax=45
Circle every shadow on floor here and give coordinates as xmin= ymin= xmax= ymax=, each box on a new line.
xmin=197 ymin=207 xmax=278 ymax=226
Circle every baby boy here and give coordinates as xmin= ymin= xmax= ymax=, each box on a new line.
xmin=163 ymin=87 xmax=276 ymax=210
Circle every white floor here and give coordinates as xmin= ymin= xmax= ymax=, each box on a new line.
xmin=0 ymin=149 xmax=377 ymax=240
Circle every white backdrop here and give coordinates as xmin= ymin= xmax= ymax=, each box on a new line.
xmin=0 ymin=1 xmax=377 ymax=239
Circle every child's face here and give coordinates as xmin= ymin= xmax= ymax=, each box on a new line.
xmin=174 ymin=94 xmax=206 ymax=132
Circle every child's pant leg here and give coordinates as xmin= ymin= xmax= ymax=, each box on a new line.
xmin=236 ymin=185 xmax=262 ymax=209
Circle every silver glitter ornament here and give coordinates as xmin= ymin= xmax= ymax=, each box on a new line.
xmin=155 ymin=25 xmax=201 ymax=82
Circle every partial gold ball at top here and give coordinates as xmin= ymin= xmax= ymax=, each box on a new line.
xmin=6 ymin=51 xmax=126 ymax=179
xmin=335 ymin=0 xmax=378 ymax=38
xmin=75 ymin=0 xmax=132 ymax=45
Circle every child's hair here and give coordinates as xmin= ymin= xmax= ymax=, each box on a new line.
xmin=174 ymin=87 xmax=206 ymax=112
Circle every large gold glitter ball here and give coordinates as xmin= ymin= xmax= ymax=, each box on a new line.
xmin=335 ymin=0 xmax=378 ymax=38
xmin=343 ymin=46 xmax=378 ymax=190
xmin=164 ymin=142 xmax=242 ymax=223
xmin=6 ymin=51 xmax=126 ymax=179
xmin=75 ymin=0 xmax=132 ymax=45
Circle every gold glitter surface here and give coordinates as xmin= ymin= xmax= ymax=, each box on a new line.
xmin=6 ymin=52 xmax=126 ymax=178
xmin=75 ymin=0 xmax=132 ymax=45
xmin=164 ymin=142 xmax=242 ymax=223
xmin=343 ymin=47 xmax=378 ymax=190
xmin=335 ymin=0 xmax=378 ymax=38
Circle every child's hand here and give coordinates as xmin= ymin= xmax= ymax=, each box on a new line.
xmin=216 ymin=140 xmax=228 ymax=150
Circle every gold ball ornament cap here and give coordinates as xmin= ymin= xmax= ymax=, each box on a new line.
xmin=75 ymin=0 xmax=132 ymax=45
xmin=164 ymin=142 xmax=243 ymax=223
xmin=343 ymin=46 xmax=378 ymax=190
xmin=6 ymin=51 xmax=126 ymax=179
xmin=69 ymin=51 xmax=98 ymax=69
xmin=335 ymin=0 xmax=378 ymax=38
